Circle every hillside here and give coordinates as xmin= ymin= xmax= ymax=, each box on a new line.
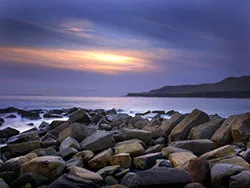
xmin=127 ymin=76 xmax=250 ymax=98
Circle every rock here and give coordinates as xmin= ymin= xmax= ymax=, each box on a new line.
xmin=22 ymin=156 xmax=66 ymax=179
xmin=184 ymin=182 xmax=206 ymax=188
xmin=19 ymin=110 xmax=41 ymax=120
xmin=211 ymin=114 xmax=239 ymax=146
xmin=0 ymin=118 xmax=4 ymax=126
xmin=188 ymin=116 xmax=224 ymax=140
xmin=80 ymin=131 xmax=116 ymax=153
xmin=211 ymin=163 xmax=245 ymax=188
xmin=0 ymin=107 xmax=20 ymax=114
xmin=0 ymin=127 xmax=19 ymax=139
xmin=56 ymin=147 xmax=78 ymax=160
xmin=114 ymin=128 xmax=152 ymax=144
xmin=229 ymin=170 xmax=250 ymax=188
xmin=99 ymin=124 xmax=112 ymax=131
xmin=216 ymin=156 xmax=250 ymax=169
xmin=169 ymin=109 xmax=210 ymax=142
xmin=7 ymin=131 xmax=40 ymax=144
xmin=5 ymin=114 xmax=16 ymax=118
xmin=114 ymin=169 xmax=130 ymax=179
xmin=169 ymin=152 xmax=197 ymax=167
xmin=60 ymin=137 xmax=81 ymax=151
xmin=161 ymin=146 xmax=192 ymax=158
xmin=135 ymin=111 xmax=151 ymax=116
xmin=73 ymin=150 xmax=94 ymax=163
xmin=0 ymin=171 xmax=19 ymax=185
xmin=143 ymin=119 xmax=164 ymax=138
xmin=161 ymin=112 xmax=185 ymax=137
xmin=44 ymin=114 xmax=63 ymax=118
xmin=69 ymin=109 xmax=91 ymax=124
xmin=135 ymin=167 xmax=193 ymax=187
xmin=133 ymin=152 xmax=163 ymax=170
xmin=11 ymin=173 xmax=50 ymax=188
xmin=39 ymin=121 xmax=50 ymax=131
xmin=200 ymin=145 xmax=237 ymax=161
xmin=97 ymin=165 xmax=120 ymax=178
xmin=145 ymin=144 xmax=164 ymax=154
xmin=88 ymin=148 xmax=113 ymax=169
xmin=243 ymin=148 xmax=250 ymax=163
xmin=182 ymin=157 xmax=210 ymax=186
xmin=27 ymin=123 xmax=34 ymax=126
xmin=110 ymin=153 xmax=132 ymax=169
xmin=104 ymin=176 xmax=119 ymax=185
xmin=153 ymin=159 xmax=173 ymax=168
xmin=114 ymin=140 xmax=145 ymax=157
xmin=0 ymin=179 xmax=9 ymax=188
xmin=58 ymin=123 xmax=96 ymax=142
xmin=151 ymin=137 xmax=166 ymax=145
xmin=106 ymin=108 xmax=117 ymax=115
xmin=231 ymin=113 xmax=250 ymax=143
xmin=166 ymin=110 xmax=178 ymax=116
xmin=49 ymin=120 xmax=67 ymax=130
xmin=70 ymin=166 xmax=103 ymax=181
xmin=169 ymin=139 xmax=217 ymax=156
xmin=48 ymin=174 xmax=97 ymax=188
xmin=121 ymin=172 xmax=137 ymax=188
xmin=66 ymin=157 xmax=83 ymax=169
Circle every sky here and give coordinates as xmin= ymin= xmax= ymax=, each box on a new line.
xmin=0 ymin=0 xmax=250 ymax=96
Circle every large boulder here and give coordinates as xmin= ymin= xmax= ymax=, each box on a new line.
xmin=59 ymin=137 xmax=81 ymax=151
xmin=55 ymin=147 xmax=78 ymax=160
xmin=169 ymin=109 xmax=210 ymax=142
xmin=216 ymin=156 xmax=250 ymax=169
xmin=88 ymin=148 xmax=113 ymax=169
xmin=114 ymin=140 xmax=145 ymax=157
xmin=133 ymin=152 xmax=163 ymax=170
xmin=229 ymin=170 xmax=250 ymax=188
xmin=19 ymin=110 xmax=41 ymax=120
xmin=188 ymin=116 xmax=224 ymax=140
xmin=73 ymin=150 xmax=94 ymax=163
xmin=231 ymin=113 xmax=250 ymax=143
xmin=169 ymin=152 xmax=197 ymax=168
xmin=169 ymin=139 xmax=217 ymax=156
xmin=7 ymin=131 xmax=40 ymax=144
xmin=22 ymin=156 xmax=66 ymax=179
xmin=69 ymin=166 xmax=103 ymax=182
xmin=0 ymin=127 xmax=19 ymax=140
xmin=58 ymin=123 xmax=96 ymax=142
xmin=69 ymin=109 xmax=91 ymax=124
xmin=80 ymin=131 xmax=116 ymax=153
xmin=145 ymin=144 xmax=164 ymax=154
xmin=96 ymin=165 xmax=120 ymax=178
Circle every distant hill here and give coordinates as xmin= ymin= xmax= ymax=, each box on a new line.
xmin=127 ymin=76 xmax=250 ymax=98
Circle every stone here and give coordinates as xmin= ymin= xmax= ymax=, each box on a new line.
xmin=0 ymin=107 xmax=20 ymax=114
xmin=7 ymin=131 xmax=40 ymax=144
xmin=58 ymin=123 xmax=96 ymax=142
xmin=69 ymin=109 xmax=91 ymax=124
xmin=49 ymin=120 xmax=66 ymax=130
xmin=216 ymin=156 xmax=250 ymax=169
xmin=49 ymin=122 xmax=71 ymax=137
xmin=107 ymin=114 xmax=129 ymax=122
xmin=200 ymin=145 xmax=237 ymax=161
xmin=0 ymin=171 xmax=19 ymax=185
xmin=5 ymin=114 xmax=16 ymax=118
xmin=143 ymin=120 xmax=164 ymax=138
xmin=22 ymin=156 xmax=66 ymax=179
xmin=243 ymin=148 xmax=250 ymax=163
xmin=114 ymin=169 xmax=130 ymax=179
xmin=135 ymin=167 xmax=193 ymax=187
xmin=97 ymin=165 xmax=120 ymax=178
xmin=169 ymin=152 xmax=197 ymax=167
xmin=48 ymin=174 xmax=97 ymax=188
xmin=60 ymin=137 xmax=81 ymax=151
xmin=110 ymin=153 xmax=132 ymax=169
xmin=133 ymin=117 xmax=150 ymax=129
xmin=188 ymin=116 xmax=224 ymax=140
xmin=169 ymin=109 xmax=210 ymax=142
xmin=145 ymin=144 xmax=164 ymax=154
xmin=88 ymin=148 xmax=113 ymax=169
xmin=66 ymin=157 xmax=83 ymax=169
xmin=56 ymin=147 xmax=78 ymax=160
xmin=0 ymin=179 xmax=9 ymax=188
xmin=229 ymin=170 xmax=250 ymax=188
xmin=0 ymin=127 xmax=19 ymax=139
xmin=184 ymin=183 xmax=206 ymax=188
xmin=169 ymin=139 xmax=217 ymax=156
xmin=153 ymin=159 xmax=173 ymax=168
xmin=151 ymin=137 xmax=166 ymax=145
xmin=121 ymin=172 xmax=137 ymax=188
xmin=11 ymin=173 xmax=50 ymax=188
xmin=73 ymin=150 xmax=94 ymax=163
xmin=70 ymin=166 xmax=103 ymax=181
xmin=211 ymin=163 xmax=245 ymax=188
xmin=19 ymin=110 xmax=41 ymax=120
xmin=32 ymin=147 xmax=57 ymax=157
xmin=161 ymin=146 xmax=192 ymax=158
xmin=80 ymin=131 xmax=116 ymax=153
xmin=114 ymin=141 xmax=145 ymax=157
xmin=104 ymin=176 xmax=119 ymax=185
xmin=231 ymin=113 xmax=250 ymax=143
xmin=133 ymin=152 xmax=163 ymax=170
xmin=0 ymin=118 xmax=4 ymax=125
xmin=99 ymin=124 xmax=112 ymax=131
xmin=114 ymin=128 xmax=152 ymax=144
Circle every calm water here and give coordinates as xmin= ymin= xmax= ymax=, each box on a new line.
xmin=0 ymin=95 xmax=250 ymax=132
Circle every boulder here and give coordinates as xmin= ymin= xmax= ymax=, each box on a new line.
xmin=211 ymin=163 xmax=245 ymax=188
xmin=110 ymin=153 xmax=132 ymax=169
xmin=188 ymin=116 xmax=224 ymax=140
xmin=216 ymin=156 xmax=250 ymax=169
xmin=104 ymin=176 xmax=119 ymax=186
xmin=169 ymin=152 xmax=197 ymax=167
xmin=114 ymin=140 xmax=145 ymax=157
xmin=135 ymin=167 xmax=193 ymax=187
xmin=48 ymin=174 xmax=97 ymax=188
xmin=55 ymin=147 xmax=78 ymax=160
xmin=5 ymin=114 xmax=16 ymax=118
xmin=121 ymin=172 xmax=137 ymax=188
xmin=243 ymin=148 xmax=250 ymax=163
xmin=99 ymin=124 xmax=112 ymax=131
xmin=143 ymin=120 xmax=164 ymax=138
xmin=7 ymin=131 xmax=40 ymax=144
xmin=97 ymin=165 xmax=120 ymax=178
xmin=231 ymin=113 xmax=250 ymax=143
xmin=229 ymin=170 xmax=250 ymax=188
xmin=0 ymin=107 xmax=20 ymax=114
xmin=151 ymin=137 xmax=166 ymax=145
xmin=0 ymin=118 xmax=4 ymax=126
xmin=107 ymin=114 xmax=129 ymax=122
xmin=58 ymin=123 xmax=96 ymax=142
xmin=70 ymin=166 xmax=103 ymax=181
xmin=0 ymin=171 xmax=19 ymax=185
xmin=161 ymin=146 xmax=192 ymax=158
xmin=0 ymin=179 xmax=8 ymax=188
xmin=88 ymin=148 xmax=113 ymax=169
xmin=114 ymin=128 xmax=152 ymax=143
xmin=133 ymin=152 xmax=163 ymax=169
xmin=73 ymin=150 xmax=94 ymax=163
xmin=145 ymin=144 xmax=164 ymax=154
xmin=169 ymin=139 xmax=217 ymax=156
xmin=0 ymin=127 xmax=19 ymax=139
xmin=49 ymin=120 xmax=67 ymax=130
xmin=22 ymin=156 xmax=66 ymax=179
xmin=153 ymin=159 xmax=173 ymax=168
xmin=19 ymin=110 xmax=41 ymax=120
xmin=200 ymin=145 xmax=237 ymax=161
xmin=169 ymin=109 xmax=210 ymax=142
xmin=80 ymin=131 xmax=116 ymax=153
xmin=66 ymin=157 xmax=83 ymax=169
xmin=69 ymin=109 xmax=91 ymax=124
xmin=49 ymin=122 xmax=71 ymax=137
xmin=60 ymin=137 xmax=81 ymax=151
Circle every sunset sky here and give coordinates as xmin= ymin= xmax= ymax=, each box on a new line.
xmin=1 ymin=0 xmax=250 ymax=96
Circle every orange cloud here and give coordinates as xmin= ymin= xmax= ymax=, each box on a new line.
xmin=0 ymin=46 xmax=160 ymax=74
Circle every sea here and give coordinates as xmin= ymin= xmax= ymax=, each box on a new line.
xmin=0 ymin=95 xmax=250 ymax=132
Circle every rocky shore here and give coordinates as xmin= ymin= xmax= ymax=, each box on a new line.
xmin=0 ymin=107 xmax=250 ymax=188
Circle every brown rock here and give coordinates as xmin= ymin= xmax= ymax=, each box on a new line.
xmin=110 ymin=153 xmax=132 ymax=168
xmin=69 ymin=166 xmax=103 ymax=181
xmin=114 ymin=140 xmax=145 ymax=157
xmin=88 ymin=148 xmax=113 ymax=169
xmin=169 ymin=152 xmax=197 ymax=167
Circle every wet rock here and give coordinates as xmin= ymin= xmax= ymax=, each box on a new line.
xmin=169 ymin=152 xmax=197 ymax=167
xmin=70 ymin=166 xmax=103 ymax=181
xmin=114 ymin=140 xmax=145 ymax=157
xmin=27 ymin=123 xmax=34 ymax=126
xmin=133 ymin=152 xmax=163 ymax=170
xmin=135 ymin=111 xmax=151 ymax=116
xmin=169 ymin=109 xmax=210 ymax=142
xmin=110 ymin=153 xmax=132 ymax=169
xmin=55 ymin=147 xmax=78 ymax=160
xmin=97 ymin=165 xmax=120 ymax=178
xmin=41 ymin=133 xmax=57 ymax=142
xmin=60 ymin=137 xmax=81 ymax=151
xmin=88 ymin=148 xmax=113 ymax=169
xmin=169 ymin=139 xmax=217 ymax=156
xmin=49 ymin=120 xmax=67 ymax=130
xmin=22 ymin=156 xmax=66 ymax=179
xmin=69 ymin=109 xmax=91 ymax=124
xmin=106 ymin=108 xmax=117 ymax=115
xmin=5 ymin=114 xmax=16 ymax=118
xmin=145 ymin=144 xmax=164 ymax=154
xmin=7 ymin=131 xmax=40 ymax=144
xmin=19 ymin=110 xmax=41 ymax=120
xmin=44 ymin=114 xmax=63 ymax=118
xmin=0 ymin=107 xmax=20 ymax=114
xmin=0 ymin=118 xmax=4 ymax=126
xmin=0 ymin=127 xmax=19 ymax=140
xmin=73 ymin=150 xmax=94 ymax=163
xmin=161 ymin=146 xmax=192 ymax=158
xmin=166 ymin=110 xmax=178 ymax=116
xmin=229 ymin=170 xmax=250 ymax=188
xmin=80 ymin=131 xmax=116 ymax=153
